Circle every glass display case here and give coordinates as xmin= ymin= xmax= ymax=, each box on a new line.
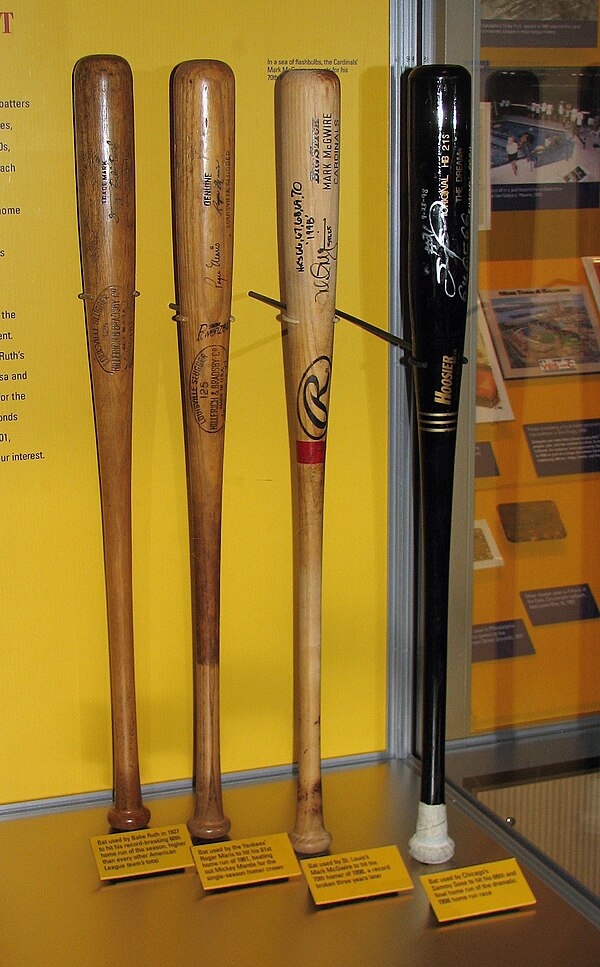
xmin=0 ymin=0 xmax=597 ymax=945
xmin=398 ymin=0 xmax=600 ymax=928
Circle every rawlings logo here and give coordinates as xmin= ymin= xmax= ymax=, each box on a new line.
xmin=297 ymin=355 xmax=331 ymax=441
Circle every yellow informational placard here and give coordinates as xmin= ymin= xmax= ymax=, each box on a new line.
xmin=301 ymin=845 xmax=413 ymax=905
xmin=0 ymin=1 xmax=389 ymax=805
xmin=420 ymin=858 xmax=536 ymax=923
xmin=90 ymin=824 xmax=193 ymax=881
xmin=192 ymin=833 xmax=301 ymax=890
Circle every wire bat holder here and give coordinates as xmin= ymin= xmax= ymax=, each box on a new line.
xmin=248 ymin=290 xmax=467 ymax=368
xmin=169 ymin=303 xmax=235 ymax=329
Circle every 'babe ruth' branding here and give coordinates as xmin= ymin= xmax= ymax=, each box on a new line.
xmin=189 ymin=343 xmax=228 ymax=432
xmin=297 ymin=355 xmax=331 ymax=445
xmin=100 ymin=139 xmax=129 ymax=223
xmin=90 ymin=285 xmax=133 ymax=372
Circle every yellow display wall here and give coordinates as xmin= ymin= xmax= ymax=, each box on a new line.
xmin=0 ymin=2 xmax=390 ymax=803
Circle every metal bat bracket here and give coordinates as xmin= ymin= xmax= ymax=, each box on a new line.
xmin=402 ymin=354 xmax=469 ymax=370
xmin=169 ymin=302 xmax=235 ymax=328
xmin=79 ymin=290 xmax=140 ymax=301
xmin=402 ymin=354 xmax=428 ymax=370
xmin=169 ymin=302 xmax=185 ymax=323
xmin=247 ymin=291 xmax=468 ymax=368
xmin=248 ymin=289 xmax=412 ymax=351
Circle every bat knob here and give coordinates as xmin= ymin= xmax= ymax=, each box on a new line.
xmin=289 ymin=826 xmax=332 ymax=857
xmin=187 ymin=813 xmax=231 ymax=843
xmin=408 ymin=802 xmax=455 ymax=864
xmin=108 ymin=803 xmax=151 ymax=833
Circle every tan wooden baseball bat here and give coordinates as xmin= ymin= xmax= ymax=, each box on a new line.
xmin=73 ymin=54 xmax=150 ymax=831
xmin=275 ymin=68 xmax=340 ymax=855
xmin=170 ymin=60 xmax=234 ymax=841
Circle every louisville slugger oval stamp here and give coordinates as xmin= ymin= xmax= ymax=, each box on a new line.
xmin=189 ymin=344 xmax=228 ymax=432
xmin=297 ymin=355 xmax=332 ymax=441
xmin=90 ymin=284 xmax=134 ymax=373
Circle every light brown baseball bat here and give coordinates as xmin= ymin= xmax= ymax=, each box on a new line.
xmin=275 ymin=68 xmax=340 ymax=855
xmin=170 ymin=60 xmax=234 ymax=841
xmin=73 ymin=54 xmax=150 ymax=831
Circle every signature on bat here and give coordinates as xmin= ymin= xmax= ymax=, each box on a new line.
xmin=422 ymin=201 xmax=469 ymax=301
xmin=310 ymin=217 xmax=338 ymax=303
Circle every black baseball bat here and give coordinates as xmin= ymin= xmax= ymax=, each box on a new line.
xmin=406 ymin=64 xmax=471 ymax=864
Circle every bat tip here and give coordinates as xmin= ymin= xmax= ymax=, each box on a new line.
xmin=289 ymin=826 xmax=332 ymax=857
xmin=107 ymin=803 xmax=151 ymax=832
xmin=74 ymin=53 xmax=131 ymax=73
xmin=187 ymin=814 xmax=231 ymax=842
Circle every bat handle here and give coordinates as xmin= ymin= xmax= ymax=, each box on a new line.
xmin=104 ymin=500 xmax=149 ymax=832
xmin=97 ymin=390 xmax=150 ymax=834
xmin=106 ymin=638 xmax=151 ymax=832
xmin=289 ymin=465 xmax=332 ymax=856
xmin=408 ymin=418 xmax=457 ymax=865
xmin=187 ymin=654 xmax=230 ymax=841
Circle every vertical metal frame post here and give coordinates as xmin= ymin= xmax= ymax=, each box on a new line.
xmin=388 ymin=0 xmax=480 ymax=758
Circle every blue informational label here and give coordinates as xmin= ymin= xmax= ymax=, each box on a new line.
xmin=481 ymin=19 xmax=598 ymax=50
xmin=521 ymin=584 xmax=600 ymax=627
xmin=475 ymin=441 xmax=499 ymax=478
xmin=524 ymin=419 xmax=600 ymax=477
xmin=472 ymin=619 xmax=535 ymax=663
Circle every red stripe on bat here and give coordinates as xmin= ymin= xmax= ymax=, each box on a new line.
xmin=296 ymin=440 xmax=326 ymax=464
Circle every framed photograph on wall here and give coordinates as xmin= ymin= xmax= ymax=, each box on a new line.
xmin=480 ymin=285 xmax=600 ymax=378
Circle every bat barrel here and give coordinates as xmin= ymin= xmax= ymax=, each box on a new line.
xmin=406 ymin=64 xmax=471 ymax=863
xmin=73 ymin=54 xmax=150 ymax=832
xmin=170 ymin=60 xmax=234 ymax=841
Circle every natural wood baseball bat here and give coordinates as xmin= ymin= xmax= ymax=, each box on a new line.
xmin=406 ymin=65 xmax=471 ymax=864
xmin=275 ymin=68 xmax=340 ymax=855
xmin=170 ymin=60 xmax=234 ymax=841
xmin=73 ymin=54 xmax=150 ymax=831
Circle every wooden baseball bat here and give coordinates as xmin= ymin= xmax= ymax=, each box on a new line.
xmin=170 ymin=60 xmax=234 ymax=841
xmin=73 ymin=54 xmax=150 ymax=831
xmin=406 ymin=65 xmax=471 ymax=864
xmin=275 ymin=68 xmax=340 ymax=855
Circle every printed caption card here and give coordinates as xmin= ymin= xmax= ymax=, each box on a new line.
xmin=421 ymin=858 xmax=536 ymax=922
xmin=91 ymin=825 xmax=194 ymax=881
xmin=192 ymin=833 xmax=302 ymax=890
xmin=301 ymin=845 xmax=413 ymax=905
